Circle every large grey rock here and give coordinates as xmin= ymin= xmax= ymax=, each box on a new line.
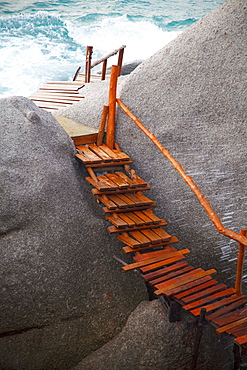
xmin=0 ymin=96 xmax=147 ymax=369
xmin=115 ymin=0 xmax=247 ymax=288
xmin=74 ymin=300 xmax=234 ymax=370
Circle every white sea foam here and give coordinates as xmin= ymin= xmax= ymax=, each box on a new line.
xmin=0 ymin=12 xmax=180 ymax=98
xmin=67 ymin=15 xmax=180 ymax=63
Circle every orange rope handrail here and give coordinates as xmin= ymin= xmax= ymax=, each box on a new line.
xmin=117 ymin=98 xmax=247 ymax=247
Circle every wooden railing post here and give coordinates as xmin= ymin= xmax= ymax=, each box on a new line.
xmin=85 ymin=46 xmax=93 ymax=83
xmin=101 ymin=59 xmax=107 ymax=80
xmin=106 ymin=65 xmax=118 ymax=149
xmin=235 ymin=228 xmax=247 ymax=296
xmin=117 ymin=47 xmax=124 ymax=76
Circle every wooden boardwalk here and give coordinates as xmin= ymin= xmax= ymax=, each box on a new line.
xmin=75 ymin=141 xmax=247 ymax=368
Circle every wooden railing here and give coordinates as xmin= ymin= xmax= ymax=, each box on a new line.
xmin=73 ymin=45 xmax=126 ymax=83
xmin=104 ymin=65 xmax=247 ymax=295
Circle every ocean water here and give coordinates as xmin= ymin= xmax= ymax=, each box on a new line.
xmin=0 ymin=0 xmax=225 ymax=98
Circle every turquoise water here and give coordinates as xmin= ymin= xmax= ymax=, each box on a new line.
xmin=0 ymin=0 xmax=225 ymax=97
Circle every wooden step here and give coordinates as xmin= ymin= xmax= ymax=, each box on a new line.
xmin=190 ymin=294 xmax=238 ymax=317
xmin=122 ymin=249 xmax=190 ymax=271
xmin=212 ymin=304 xmax=247 ymax=328
xmin=87 ymin=172 xmax=148 ymax=192
xmin=77 ymin=145 xmax=132 ymax=168
xmin=98 ymin=192 xmax=156 ymax=211
xmin=106 ymin=210 xmax=167 ymax=233
xmin=154 ymin=268 xmax=217 ymax=298
xmin=122 ymin=236 xmax=179 ymax=253
xmin=118 ymin=227 xmax=172 ymax=248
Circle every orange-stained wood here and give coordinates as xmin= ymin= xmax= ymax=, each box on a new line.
xmin=234 ymin=334 xmax=247 ymax=346
xmin=106 ymin=65 xmax=119 ymax=148
xmin=122 ymin=249 xmax=190 ymax=271
xmin=116 ymin=98 xmax=247 ymax=248
xmin=216 ymin=317 xmax=247 ymax=334
xmin=155 ymin=269 xmax=216 ymax=296
xmin=235 ymin=229 xmax=247 ymax=296
xmin=97 ymin=105 xmax=109 ymax=146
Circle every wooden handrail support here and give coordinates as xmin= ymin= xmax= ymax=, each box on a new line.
xmin=85 ymin=46 xmax=93 ymax=83
xmin=116 ymin=98 xmax=247 ymax=248
xmin=106 ymin=66 xmax=119 ymax=149
xmin=91 ymin=45 xmax=126 ymax=78
xmin=235 ymin=229 xmax=247 ymax=296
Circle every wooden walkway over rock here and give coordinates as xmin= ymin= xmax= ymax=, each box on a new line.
xmin=63 ymin=65 xmax=247 ymax=368
xmin=29 ymin=45 xmax=124 ymax=112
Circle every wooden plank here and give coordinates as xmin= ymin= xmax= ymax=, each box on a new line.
xmin=116 ymin=194 xmax=136 ymax=207
xmin=135 ymin=192 xmax=154 ymax=204
xmin=139 ymin=253 xmax=186 ymax=272
xmin=36 ymin=89 xmax=83 ymax=94
xmin=108 ymin=220 xmax=168 ymax=234
xmin=152 ymin=228 xmax=172 ymax=241
xmin=115 ymin=171 xmax=140 ymax=188
xmin=150 ymin=266 xmax=195 ymax=286
xmin=234 ymin=334 xmax=247 ymax=346
xmin=167 ymin=275 xmax=213 ymax=297
xmin=174 ymin=279 xmax=218 ymax=300
xmin=141 ymin=228 xmax=163 ymax=243
xmin=97 ymin=195 xmax=118 ymax=209
xmin=86 ymin=177 xmax=114 ymax=192
xmin=117 ymin=213 xmax=136 ymax=227
xmin=142 ymin=261 xmax=189 ymax=281
xmin=155 ymin=269 xmax=217 ymax=296
xmin=181 ymin=283 xmax=228 ymax=304
xmin=91 ymin=184 xmax=151 ymax=195
xmin=123 ymin=193 xmax=147 ymax=206
xmin=40 ymin=84 xmax=81 ymax=91
xmin=104 ymin=173 xmax=130 ymax=189
xmin=102 ymin=203 xmax=156 ymax=214
xmin=118 ymin=232 xmax=140 ymax=248
xmin=182 ymin=288 xmax=236 ymax=311
xmin=108 ymin=195 xmax=129 ymax=209
xmin=131 ymin=175 xmax=148 ymax=187
xmin=141 ymin=209 xmax=162 ymax=224
xmin=77 ymin=146 xmax=102 ymax=163
xmin=98 ymin=145 xmax=122 ymax=161
xmin=33 ymin=101 xmax=68 ymax=109
xmin=106 ymin=214 xmax=128 ymax=229
xmin=133 ymin=210 xmax=156 ymax=225
xmin=88 ymin=144 xmax=113 ymax=162
xmin=212 ymin=305 xmax=247 ymax=327
xmin=124 ymin=212 xmax=147 ymax=226
xmin=72 ymin=134 xmax=98 ymax=146
xmin=122 ymin=236 xmax=179 ymax=253
xmin=229 ymin=323 xmax=247 ymax=337
xmin=207 ymin=297 xmax=247 ymax=322
xmin=122 ymin=249 xmax=190 ymax=271
xmin=31 ymin=92 xmax=84 ymax=99
xmin=112 ymin=149 xmax=130 ymax=161
xmin=31 ymin=96 xmax=77 ymax=104
xmin=155 ymin=268 xmax=204 ymax=290
xmin=97 ymin=175 xmax=119 ymax=190
xmin=133 ymin=246 xmax=176 ymax=262
xmin=86 ymin=159 xmax=133 ymax=168
xmin=216 ymin=317 xmax=247 ymax=334
xmin=190 ymin=295 xmax=238 ymax=317
xmin=129 ymin=230 xmax=151 ymax=246
xmin=46 ymin=80 xmax=83 ymax=85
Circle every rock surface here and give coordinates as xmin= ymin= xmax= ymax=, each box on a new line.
xmin=115 ymin=0 xmax=247 ymax=287
xmin=0 ymin=96 xmax=147 ymax=369
xmin=74 ymin=300 xmax=234 ymax=370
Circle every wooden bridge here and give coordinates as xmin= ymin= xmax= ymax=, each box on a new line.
xmin=35 ymin=61 xmax=246 ymax=368
xmin=29 ymin=45 xmax=125 ymax=112
xmin=71 ymin=65 xmax=247 ymax=369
